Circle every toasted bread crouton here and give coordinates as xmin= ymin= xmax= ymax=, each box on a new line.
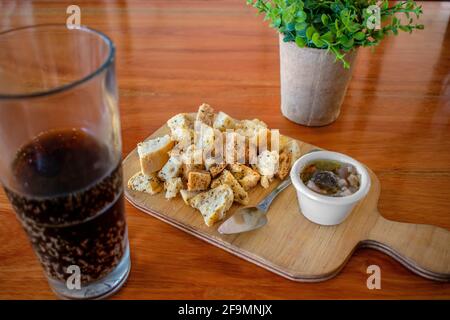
xmin=181 ymin=144 xmax=203 ymax=165
xmin=260 ymin=175 xmax=272 ymax=189
xmin=228 ymin=163 xmax=260 ymax=191
xmin=180 ymin=189 xmax=200 ymax=205
xmin=256 ymin=150 xmax=279 ymax=177
xmin=196 ymin=103 xmax=215 ymax=126
xmin=180 ymin=144 xmax=204 ymax=179
xmin=276 ymin=151 xmax=292 ymax=180
xmin=194 ymin=123 xmax=219 ymax=151
xmin=209 ymin=163 xmax=227 ymax=178
xmin=164 ymin=177 xmax=183 ymax=199
xmin=137 ymin=135 xmax=175 ymax=175
xmin=167 ymin=113 xmax=193 ymax=131
xmin=170 ymin=127 xmax=194 ymax=145
xmin=190 ymin=184 xmax=234 ymax=226
xmin=158 ymin=156 xmax=183 ymax=181
xmin=182 ymin=163 xmax=205 ymax=180
xmin=256 ymin=150 xmax=279 ymax=188
xmin=187 ymin=170 xmax=211 ymax=191
xmin=211 ymin=170 xmax=249 ymax=205
xmin=127 ymin=172 xmax=162 ymax=195
xmin=279 ymin=134 xmax=291 ymax=151
xmin=235 ymin=119 xmax=272 ymax=154
xmin=204 ymin=157 xmax=226 ymax=178
xmin=235 ymin=119 xmax=267 ymax=135
xmin=222 ymin=131 xmax=248 ymax=164
xmin=282 ymin=140 xmax=301 ymax=164
xmin=213 ymin=111 xmax=236 ymax=131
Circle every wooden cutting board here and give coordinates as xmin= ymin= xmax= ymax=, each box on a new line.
xmin=123 ymin=124 xmax=450 ymax=282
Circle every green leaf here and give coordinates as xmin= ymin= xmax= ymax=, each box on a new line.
xmin=296 ymin=10 xmax=307 ymax=23
xmin=283 ymin=32 xmax=295 ymax=42
xmin=339 ymin=35 xmax=354 ymax=48
xmin=321 ymin=31 xmax=334 ymax=43
xmin=295 ymin=22 xmax=307 ymax=31
xmin=306 ymin=26 xmax=315 ymax=40
xmin=295 ymin=36 xmax=306 ymax=48
xmin=286 ymin=22 xmax=296 ymax=32
xmin=312 ymin=33 xmax=324 ymax=47
xmin=321 ymin=14 xmax=329 ymax=25
xmin=354 ymin=31 xmax=365 ymax=41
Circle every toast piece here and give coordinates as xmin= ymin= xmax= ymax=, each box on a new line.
xmin=256 ymin=150 xmax=279 ymax=176
xmin=190 ymin=184 xmax=234 ymax=226
xmin=180 ymin=189 xmax=200 ymax=205
xmin=196 ymin=103 xmax=215 ymax=126
xmin=279 ymin=134 xmax=291 ymax=151
xmin=260 ymin=175 xmax=271 ymax=189
xmin=182 ymin=163 xmax=205 ymax=180
xmin=228 ymin=163 xmax=261 ymax=191
xmin=276 ymin=151 xmax=292 ymax=180
xmin=127 ymin=172 xmax=163 ymax=195
xmin=187 ymin=170 xmax=211 ymax=191
xmin=213 ymin=111 xmax=236 ymax=131
xmin=211 ymin=169 xmax=249 ymax=205
xmin=282 ymin=140 xmax=301 ymax=163
xmin=158 ymin=156 xmax=183 ymax=181
xmin=194 ymin=123 xmax=217 ymax=151
xmin=209 ymin=163 xmax=227 ymax=178
xmin=235 ymin=119 xmax=267 ymax=137
xmin=170 ymin=127 xmax=194 ymax=144
xmin=164 ymin=177 xmax=183 ymax=199
xmin=167 ymin=113 xmax=193 ymax=131
xmin=204 ymin=157 xmax=227 ymax=178
xmin=223 ymin=131 xmax=248 ymax=164
xmin=137 ymin=135 xmax=175 ymax=175
xmin=180 ymin=144 xmax=205 ymax=179
xmin=167 ymin=113 xmax=194 ymax=146
xmin=256 ymin=150 xmax=279 ymax=188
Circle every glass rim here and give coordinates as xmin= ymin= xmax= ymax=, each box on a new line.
xmin=0 ymin=24 xmax=115 ymax=100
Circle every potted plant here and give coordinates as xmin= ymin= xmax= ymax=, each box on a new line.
xmin=247 ymin=0 xmax=424 ymax=126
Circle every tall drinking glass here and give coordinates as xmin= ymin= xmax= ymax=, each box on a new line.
xmin=0 ymin=24 xmax=130 ymax=299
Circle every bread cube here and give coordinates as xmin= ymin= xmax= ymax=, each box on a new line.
xmin=256 ymin=150 xmax=279 ymax=188
xmin=137 ymin=135 xmax=175 ymax=175
xmin=180 ymin=189 xmax=200 ymax=205
xmin=187 ymin=170 xmax=211 ymax=191
xmin=213 ymin=111 xmax=236 ymax=131
xmin=127 ymin=172 xmax=162 ymax=195
xmin=211 ymin=169 xmax=249 ymax=205
xmin=190 ymin=184 xmax=234 ymax=226
xmin=282 ymin=140 xmax=301 ymax=163
xmin=164 ymin=177 xmax=183 ymax=199
xmin=256 ymin=150 xmax=279 ymax=177
xmin=170 ymin=127 xmax=194 ymax=144
xmin=276 ymin=151 xmax=292 ymax=180
xmin=158 ymin=156 xmax=183 ymax=181
xmin=228 ymin=163 xmax=260 ymax=191
xmin=196 ymin=103 xmax=215 ymax=126
xmin=167 ymin=113 xmax=193 ymax=131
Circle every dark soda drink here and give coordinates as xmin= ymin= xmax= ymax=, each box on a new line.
xmin=4 ymin=129 xmax=127 ymax=285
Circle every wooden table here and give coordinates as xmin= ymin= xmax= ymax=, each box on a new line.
xmin=0 ymin=0 xmax=449 ymax=299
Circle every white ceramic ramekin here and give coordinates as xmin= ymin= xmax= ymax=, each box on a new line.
xmin=290 ymin=150 xmax=371 ymax=226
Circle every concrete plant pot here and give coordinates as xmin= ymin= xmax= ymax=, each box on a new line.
xmin=279 ymin=35 xmax=358 ymax=126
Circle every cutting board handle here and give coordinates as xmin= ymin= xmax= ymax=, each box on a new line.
xmin=364 ymin=214 xmax=450 ymax=281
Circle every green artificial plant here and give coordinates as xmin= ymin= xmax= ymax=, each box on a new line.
xmin=247 ymin=0 xmax=424 ymax=68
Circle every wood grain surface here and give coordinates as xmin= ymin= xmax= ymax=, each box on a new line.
xmin=0 ymin=0 xmax=449 ymax=299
